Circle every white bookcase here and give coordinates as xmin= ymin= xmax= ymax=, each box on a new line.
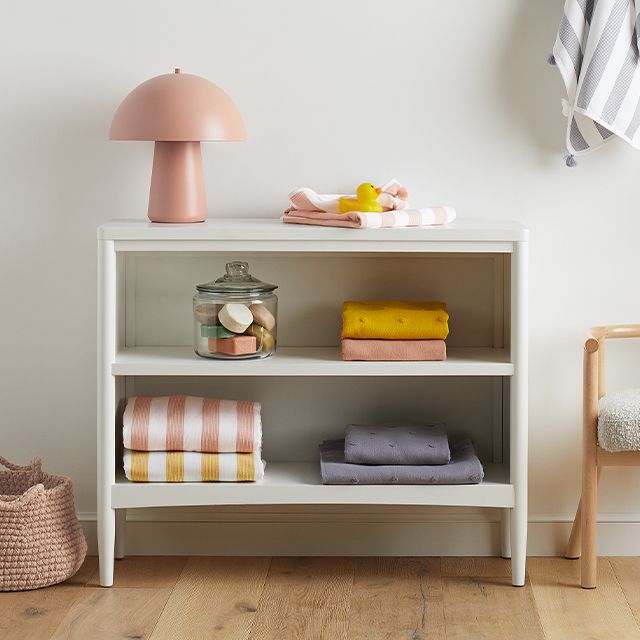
xmin=97 ymin=218 xmax=528 ymax=586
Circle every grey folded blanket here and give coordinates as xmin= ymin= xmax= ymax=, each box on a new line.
xmin=319 ymin=436 xmax=483 ymax=485
xmin=344 ymin=423 xmax=450 ymax=465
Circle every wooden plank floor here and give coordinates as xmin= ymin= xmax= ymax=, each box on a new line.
xmin=2 ymin=557 xmax=640 ymax=640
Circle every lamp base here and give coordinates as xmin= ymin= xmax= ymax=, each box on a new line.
xmin=148 ymin=141 xmax=207 ymax=223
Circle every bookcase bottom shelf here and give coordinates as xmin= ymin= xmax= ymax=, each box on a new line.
xmin=112 ymin=462 xmax=513 ymax=509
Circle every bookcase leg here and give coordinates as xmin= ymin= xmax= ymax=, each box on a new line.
xmin=510 ymin=240 xmax=528 ymax=587
xmin=98 ymin=507 xmax=115 ymax=586
xmin=98 ymin=239 xmax=117 ymax=587
xmin=500 ymin=508 xmax=512 ymax=559
xmin=510 ymin=506 xmax=526 ymax=586
xmin=115 ymin=509 xmax=126 ymax=560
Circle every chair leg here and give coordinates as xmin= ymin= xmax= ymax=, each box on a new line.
xmin=581 ymin=339 xmax=599 ymax=589
xmin=581 ymin=461 xmax=598 ymax=588
xmin=565 ymin=468 xmax=601 ymax=560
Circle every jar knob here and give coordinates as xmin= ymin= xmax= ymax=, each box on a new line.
xmin=226 ymin=261 xmax=249 ymax=278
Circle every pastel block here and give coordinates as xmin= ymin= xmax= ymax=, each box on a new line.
xmin=194 ymin=303 xmax=223 ymax=325
xmin=201 ymin=325 xmax=235 ymax=338
xmin=249 ymin=303 xmax=276 ymax=331
xmin=244 ymin=323 xmax=275 ymax=351
xmin=218 ymin=303 xmax=253 ymax=333
xmin=208 ymin=336 xmax=257 ymax=356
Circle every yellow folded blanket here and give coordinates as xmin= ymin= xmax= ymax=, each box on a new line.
xmin=342 ymin=300 xmax=449 ymax=340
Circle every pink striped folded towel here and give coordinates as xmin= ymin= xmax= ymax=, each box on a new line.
xmin=283 ymin=178 xmax=456 ymax=229
xmin=123 ymin=396 xmax=262 ymax=452
xmin=341 ymin=339 xmax=447 ymax=361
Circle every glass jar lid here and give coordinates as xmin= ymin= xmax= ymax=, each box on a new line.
xmin=196 ymin=261 xmax=278 ymax=294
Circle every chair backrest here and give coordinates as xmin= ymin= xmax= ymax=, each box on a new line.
xmin=588 ymin=325 xmax=640 ymax=398
xmin=591 ymin=325 xmax=640 ymax=341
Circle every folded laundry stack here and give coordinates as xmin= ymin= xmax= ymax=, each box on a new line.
xmin=122 ymin=396 xmax=265 ymax=482
xmin=283 ymin=178 xmax=457 ymax=229
xmin=319 ymin=423 xmax=483 ymax=485
xmin=341 ymin=300 xmax=449 ymax=361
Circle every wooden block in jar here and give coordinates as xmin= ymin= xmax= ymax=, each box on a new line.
xmin=201 ymin=324 xmax=235 ymax=338
xmin=249 ymin=303 xmax=276 ymax=331
xmin=208 ymin=336 xmax=257 ymax=356
xmin=194 ymin=303 xmax=223 ymax=325
xmin=244 ymin=323 xmax=275 ymax=351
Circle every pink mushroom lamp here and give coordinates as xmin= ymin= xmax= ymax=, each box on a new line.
xmin=110 ymin=69 xmax=245 ymax=223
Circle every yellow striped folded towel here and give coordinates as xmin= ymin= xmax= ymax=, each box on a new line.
xmin=342 ymin=301 xmax=449 ymax=340
xmin=123 ymin=449 xmax=265 ymax=482
xmin=123 ymin=396 xmax=261 ymax=452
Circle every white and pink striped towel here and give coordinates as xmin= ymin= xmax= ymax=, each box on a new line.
xmin=283 ymin=178 xmax=456 ymax=229
xmin=123 ymin=396 xmax=262 ymax=453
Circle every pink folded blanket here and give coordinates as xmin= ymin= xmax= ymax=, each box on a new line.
xmin=123 ymin=396 xmax=262 ymax=452
xmin=284 ymin=208 xmax=456 ymax=229
xmin=283 ymin=178 xmax=456 ymax=229
xmin=341 ymin=339 xmax=446 ymax=361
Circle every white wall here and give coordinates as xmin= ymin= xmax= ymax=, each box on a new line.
xmin=3 ymin=0 xmax=640 ymax=555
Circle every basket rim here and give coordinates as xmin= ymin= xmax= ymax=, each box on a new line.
xmin=0 ymin=456 xmax=75 ymax=508
xmin=0 ymin=483 xmax=45 ymax=509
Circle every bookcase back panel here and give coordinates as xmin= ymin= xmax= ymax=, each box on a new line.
xmin=129 ymin=375 xmax=503 ymax=463
xmin=125 ymin=253 xmax=505 ymax=349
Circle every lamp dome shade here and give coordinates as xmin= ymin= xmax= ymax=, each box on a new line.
xmin=109 ymin=69 xmax=246 ymax=142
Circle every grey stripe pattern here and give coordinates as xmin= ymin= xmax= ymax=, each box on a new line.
xmin=570 ymin=117 xmax=590 ymax=150
xmin=560 ymin=15 xmax=584 ymax=76
xmin=602 ymin=29 xmax=639 ymax=123
xmin=625 ymin=93 xmax=640 ymax=137
xmin=594 ymin=120 xmax=614 ymax=138
xmin=554 ymin=0 xmax=640 ymax=155
xmin=577 ymin=0 xmax=597 ymax=24
xmin=577 ymin=0 xmax=628 ymax=109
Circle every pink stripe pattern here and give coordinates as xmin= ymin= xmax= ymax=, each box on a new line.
xmin=201 ymin=397 xmax=220 ymax=452
xmin=122 ymin=396 xmax=262 ymax=453
xmin=166 ymin=395 xmax=186 ymax=451
xmin=283 ymin=206 xmax=456 ymax=229
xmin=130 ymin=397 xmax=152 ymax=450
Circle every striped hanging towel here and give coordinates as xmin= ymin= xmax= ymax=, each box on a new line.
xmin=553 ymin=0 xmax=640 ymax=159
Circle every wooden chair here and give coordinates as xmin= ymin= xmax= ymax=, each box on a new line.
xmin=565 ymin=324 xmax=640 ymax=588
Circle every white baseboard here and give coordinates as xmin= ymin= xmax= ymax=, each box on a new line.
xmin=78 ymin=508 xmax=640 ymax=556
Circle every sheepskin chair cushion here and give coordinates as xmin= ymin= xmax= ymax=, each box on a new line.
xmin=598 ymin=388 xmax=640 ymax=451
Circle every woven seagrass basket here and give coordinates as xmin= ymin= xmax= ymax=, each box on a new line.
xmin=0 ymin=456 xmax=87 ymax=591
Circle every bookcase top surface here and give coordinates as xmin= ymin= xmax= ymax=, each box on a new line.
xmin=98 ymin=217 xmax=528 ymax=243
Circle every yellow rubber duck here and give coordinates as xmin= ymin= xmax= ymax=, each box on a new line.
xmin=339 ymin=183 xmax=383 ymax=214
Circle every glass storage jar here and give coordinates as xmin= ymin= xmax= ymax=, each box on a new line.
xmin=194 ymin=261 xmax=278 ymax=360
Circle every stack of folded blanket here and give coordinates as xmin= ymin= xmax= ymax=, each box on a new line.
xmin=122 ymin=396 xmax=265 ymax=482
xmin=341 ymin=300 xmax=449 ymax=361
xmin=283 ymin=179 xmax=457 ymax=229
xmin=319 ymin=423 xmax=483 ymax=485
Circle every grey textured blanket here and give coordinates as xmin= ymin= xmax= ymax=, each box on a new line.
xmin=344 ymin=423 xmax=450 ymax=465
xmin=320 ymin=436 xmax=483 ymax=485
